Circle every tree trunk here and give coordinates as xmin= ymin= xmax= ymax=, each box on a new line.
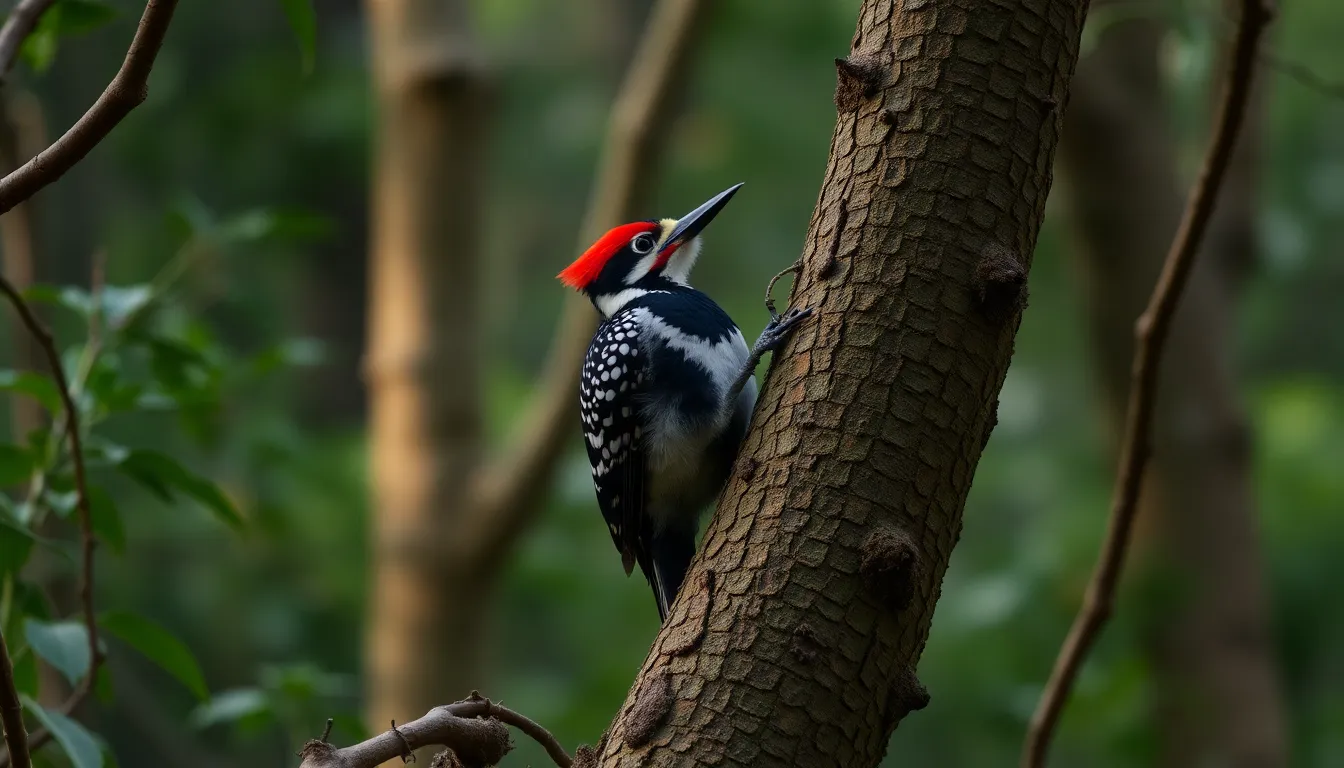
xmin=1060 ymin=18 xmax=1287 ymax=768
xmin=362 ymin=0 xmax=488 ymax=755
xmin=596 ymin=1 xmax=1088 ymax=765
xmin=0 ymin=90 xmax=46 ymax=440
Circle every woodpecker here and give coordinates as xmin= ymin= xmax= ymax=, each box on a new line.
xmin=557 ymin=183 xmax=811 ymax=621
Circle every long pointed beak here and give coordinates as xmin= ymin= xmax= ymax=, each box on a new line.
xmin=658 ymin=183 xmax=743 ymax=255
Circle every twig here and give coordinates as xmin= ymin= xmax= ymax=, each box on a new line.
xmin=464 ymin=0 xmax=711 ymax=567
xmin=1021 ymin=1 xmax=1275 ymax=766
xmin=0 ymin=274 xmax=99 ymax=764
xmin=764 ymin=262 xmax=800 ymax=317
xmin=390 ymin=721 xmax=414 ymax=763
xmin=0 ymin=0 xmax=57 ymax=80
xmin=0 ymin=629 xmax=30 ymax=768
xmin=1260 ymin=51 xmax=1344 ymax=102
xmin=459 ymin=694 xmax=571 ymax=768
xmin=297 ymin=694 xmax=571 ymax=768
xmin=0 ymin=0 xmax=181 ymax=215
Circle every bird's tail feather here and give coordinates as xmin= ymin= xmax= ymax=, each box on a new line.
xmin=649 ymin=530 xmax=696 ymax=623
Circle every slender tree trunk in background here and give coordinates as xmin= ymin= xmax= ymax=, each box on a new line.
xmin=1060 ymin=18 xmax=1286 ymax=767
xmin=596 ymin=1 xmax=1088 ymax=764
xmin=0 ymin=91 xmax=46 ymax=439
xmin=362 ymin=0 xmax=488 ymax=757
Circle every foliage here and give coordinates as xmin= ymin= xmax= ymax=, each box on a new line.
xmin=0 ymin=195 xmax=324 ymax=766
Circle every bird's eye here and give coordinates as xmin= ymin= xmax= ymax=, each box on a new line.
xmin=631 ymin=233 xmax=656 ymax=254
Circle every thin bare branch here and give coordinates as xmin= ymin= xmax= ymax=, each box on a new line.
xmin=461 ymin=697 xmax=572 ymax=768
xmin=465 ymin=0 xmax=711 ymax=566
xmin=0 ymin=0 xmax=57 ymax=80
xmin=1260 ymin=51 xmax=1344 ymax=101
xmin=0 ymin=629 xmax=30 ymax=768
xmin=0 ymin=0 xmax=180 ymax=215
xmin=0 ymin=274 xmax=98 ymax=765
xmin=1021 ymin=1 xmax=1275 ymax=765
xmin=298 ymin=694 xmax=571 ymax=768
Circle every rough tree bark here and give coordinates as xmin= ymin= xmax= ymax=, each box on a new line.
xmin=362 ymin=0 xmax=489 ymax=751
xmin=594 ymin=1 xmax=1089 ymax=765
xmin=1060 ymin=17 xmax=1286 ymax=767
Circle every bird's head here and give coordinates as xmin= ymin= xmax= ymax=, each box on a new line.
xmin=558 ymin=183 xmax=742 ymax=317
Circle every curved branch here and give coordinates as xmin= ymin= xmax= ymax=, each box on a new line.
xmin=0 ymin=0 xmax=180 ymax=215
xmin=1021 ymin=1 xmax=1275 ymax=765
xmin=459 ymin=698 xmax=572 ymax=768
xmin=0 ymin=0 xmax=57 ymax=80
xmin=464 ymin=0 xmax=711 ymax=567
xmin=298 ymin=694 xmax=571 ymax=768
xmin=0 ymin=276 xmax=97 ymax=767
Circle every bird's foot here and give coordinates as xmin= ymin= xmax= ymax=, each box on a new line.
xmin=755 ymin=306 xmax=814 ymax=354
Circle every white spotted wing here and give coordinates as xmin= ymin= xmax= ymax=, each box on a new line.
xmin=578 ymin=309 xmax=650 ymax=577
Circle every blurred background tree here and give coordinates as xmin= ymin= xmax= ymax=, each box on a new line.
xmin=0 ymin=0 xmax=1341 ymax=766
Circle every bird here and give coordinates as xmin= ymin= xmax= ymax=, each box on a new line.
xmin=557 ymin=183 xmax=812 ymax=622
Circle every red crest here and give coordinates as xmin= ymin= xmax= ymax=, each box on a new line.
xmin=558 ymin=221 xmax=660 ymax=289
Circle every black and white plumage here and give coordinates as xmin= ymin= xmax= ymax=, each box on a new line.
xmin=559 ymin=184 xmax=812 ymax=621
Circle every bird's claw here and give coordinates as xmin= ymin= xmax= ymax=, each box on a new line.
xmin=757 ymin=305 xmax=815 ymax=353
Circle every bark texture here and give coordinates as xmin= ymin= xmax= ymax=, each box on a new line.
xmin=362 ymin=0 xmax=489 ymax=752
xmin=1060 ymin=18 xmax=1286 ymax=768
xmin=598 ymin=1 xmax=1088 ymax=765
xmin=0 ymin=91 xmax=45 ymax=439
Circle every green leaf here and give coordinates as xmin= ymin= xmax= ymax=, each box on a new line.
xmin=250 ymin=338 xmax=326 ymax=375
xmin=99 ymin=284 xmax=154 ymax=329
xmin=0 ymin=517 xmax=35 ymax=578
xmin=0 ymin=444 xmax=34 ymax=487
xmin=87 ymin=486 xmax=125 ymax=554
xmin=146 ymin=337 xmax=213 ymax=393
xmin=19 ymin=26 xmax=58 ymax=72
xmin=21 ymin=284 xmax=93 ymax=317
xmin=84 ymin=436 xmax=130 ymax=468
xmin=0 ymin=370 xmax=63 ymax=414
xmin=217 ymin=208 xmax=334 ymax=245
xmin=19 ymin=0 xmax=121 ymax=71
xmin=12 ymin=648 xmax=39 ymax=699
xmin=94 ymin=660 xmax=115 ymax=705
xmin=118 ymin=450 xmax=243 ymax=529
xmin=43 ymin=489 xmax=79 ymax=517
xmin=100 ymin=611 xmax=208 ymax=700
xmin=0 ymin=515 xmax=74 ymax=563
xmin=85 ymin=356 xmax=145 ymax=415
xmin=279 ymin=0 xmax=317 ymax=73
xmin=21 ymin=695 xmax=103 ymax=768
xmin=23 ymin=619 xmax=90 ymax=686
xmin=190 ymin=688 xmax=271 ymax=729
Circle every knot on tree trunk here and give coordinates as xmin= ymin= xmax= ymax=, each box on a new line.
xmin=571 ymin=744 xmax=600 ymax=768
xmin=790 ymin=622 xmax=824 ymax=664
xmin=973 ymin=243 xmax=1028 ymax=321
xmin=298 ymin=741 xmax=339 ymax=766
xmin=887 ymin=667 xmax=931 ymax=729
xmin=623 ymin=670 xmax=674 ymax=748
xmin=834 ymin=53 xmax=886 ymax=111
xmin=860 ymin=527 xmax=921 ymax=613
